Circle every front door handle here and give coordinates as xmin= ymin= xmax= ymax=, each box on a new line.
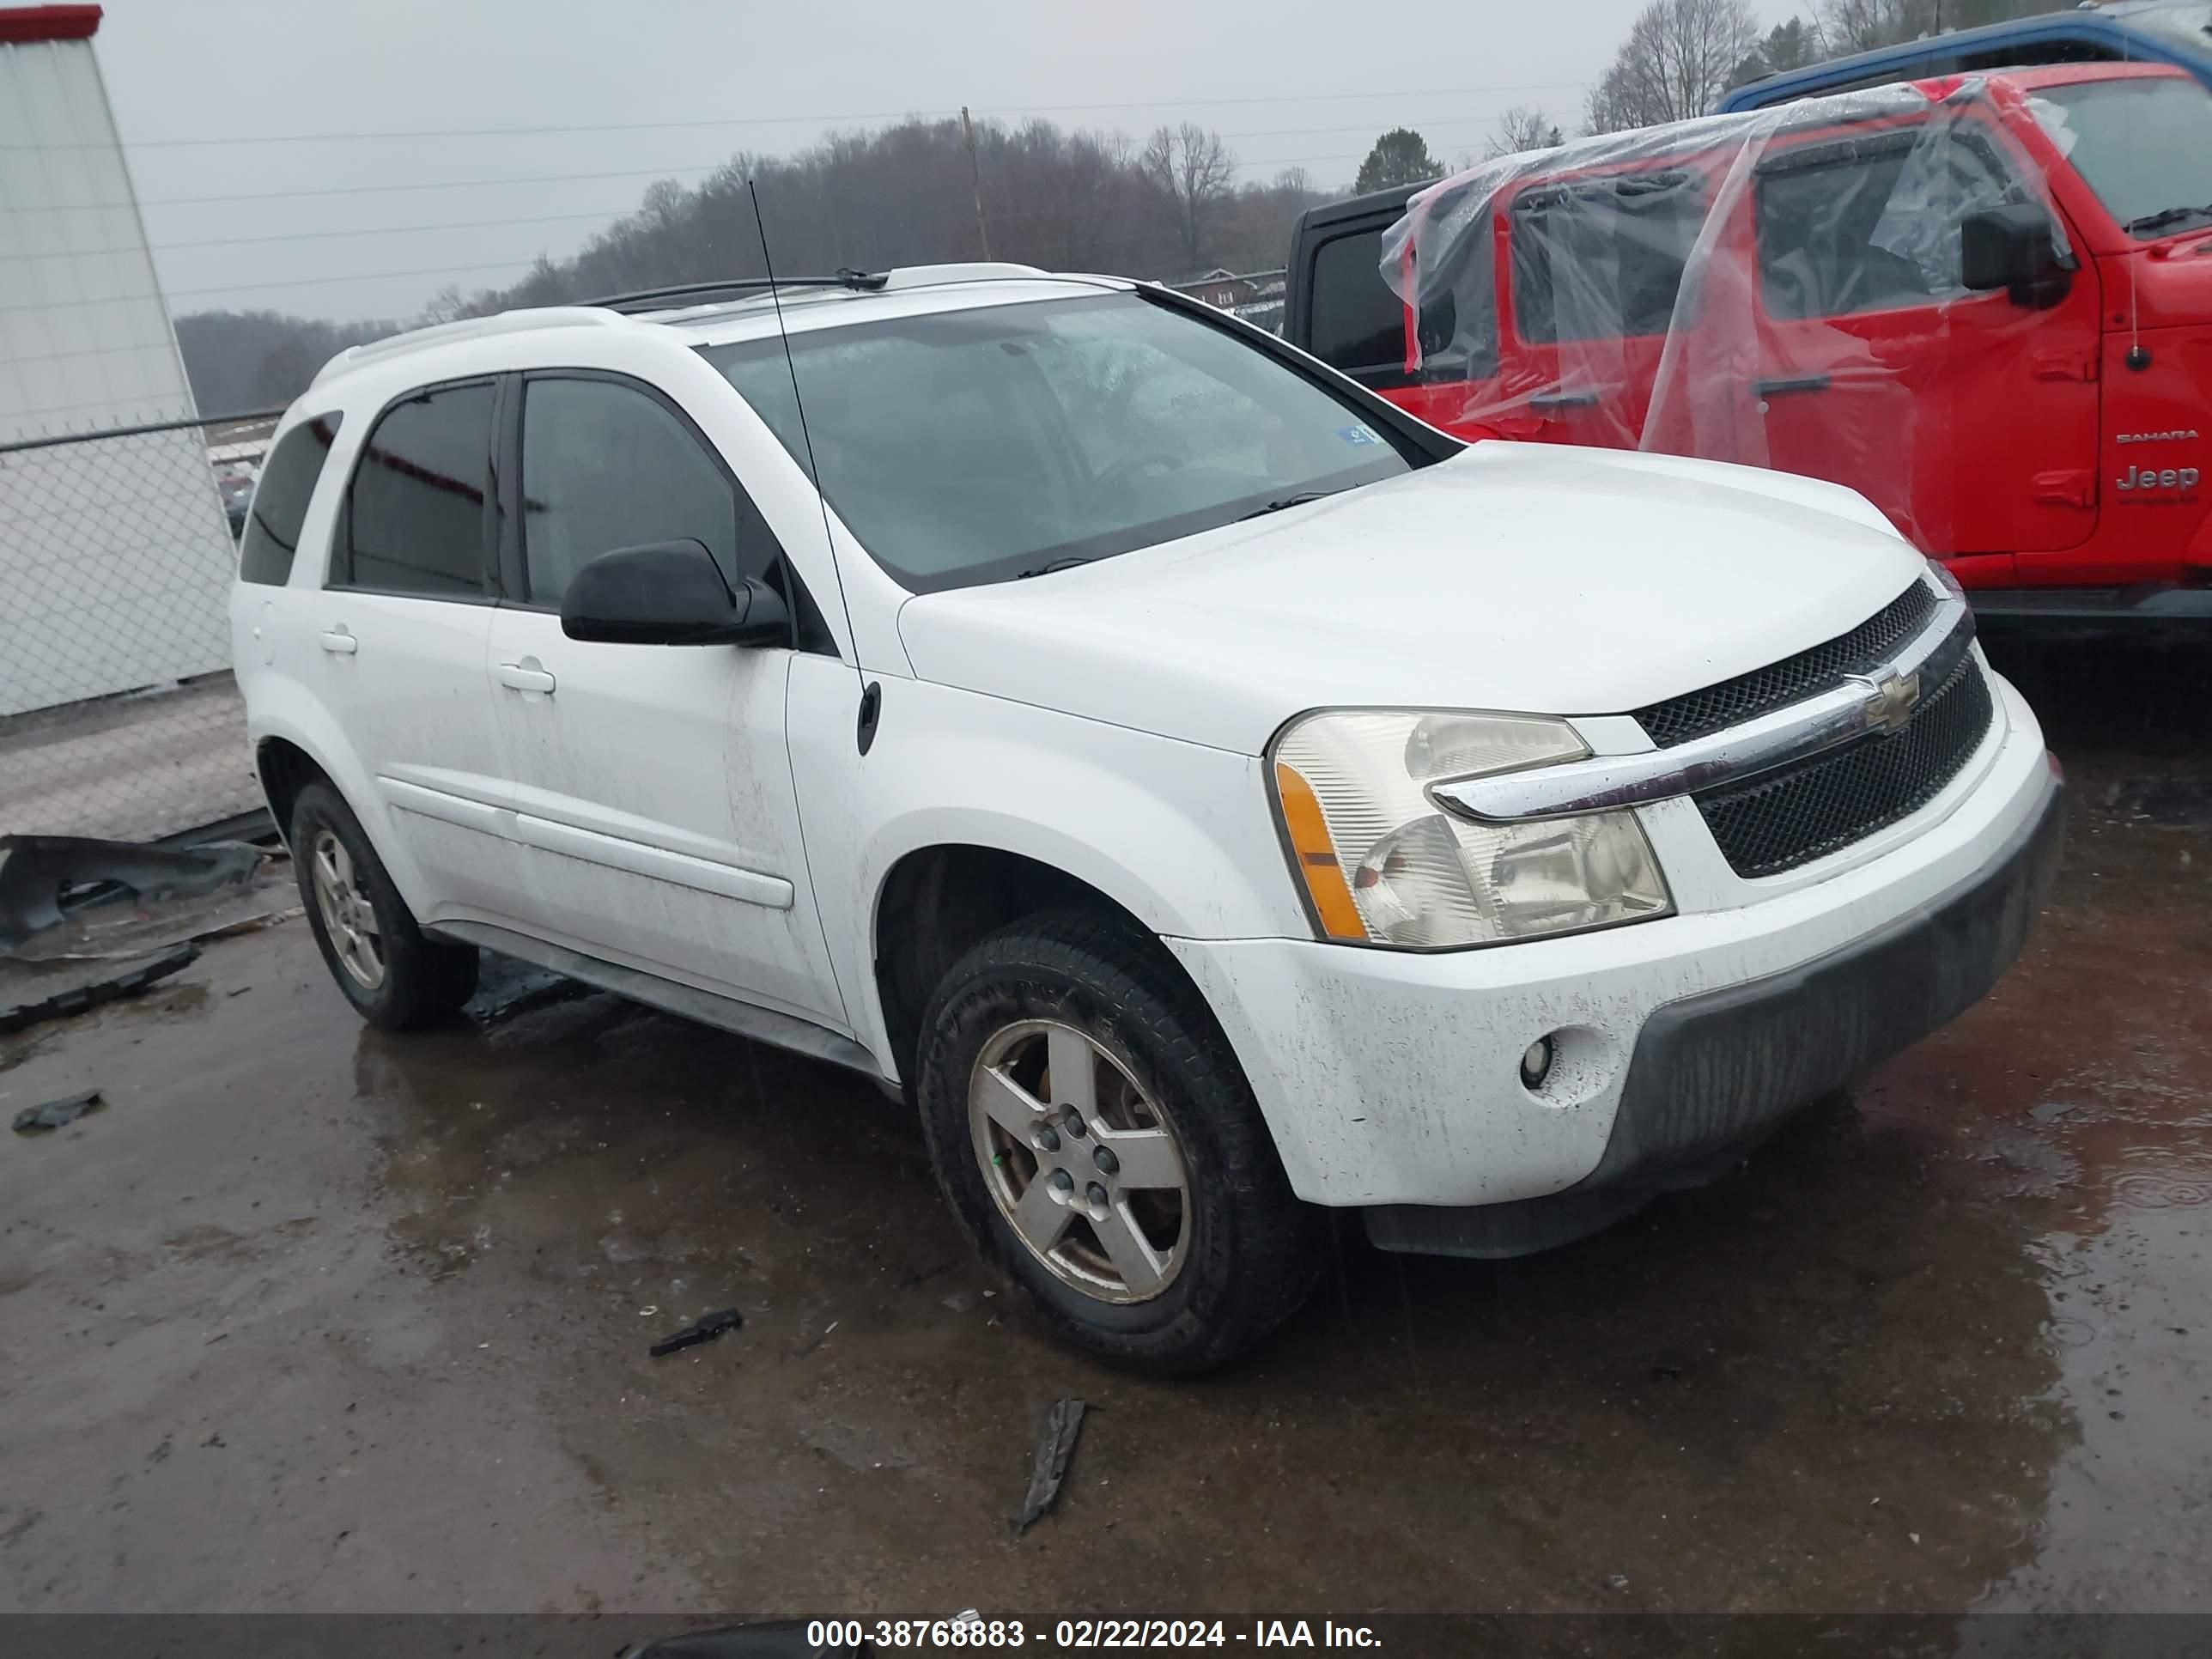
xmin=1528 ymin=386 xmax=1602 ymax=411
xmin=1755 ymin=374 xmax=1832 ymax=397
xmin=318 ymin=628 xmax=357 ymax=654
xmin=496 ymin=660 xmax=556 ymax=695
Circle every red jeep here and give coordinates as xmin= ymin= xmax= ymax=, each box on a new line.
xmin=1283 ymin=64 xmax=2212 ymax=627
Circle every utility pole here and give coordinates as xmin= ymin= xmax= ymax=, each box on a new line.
xmin=961 ymin=106 xmax=993 ymax=261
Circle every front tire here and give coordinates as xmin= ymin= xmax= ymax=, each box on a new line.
xmin=291 ymin=781 xmax=477 ymax=1031
xmin=915 ymin=911 xmax=1317 ymax=1374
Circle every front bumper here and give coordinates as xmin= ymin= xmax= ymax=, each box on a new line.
xmin=1165 ymin=675 xmax=2061 ymax=1218
xmin=1366 ymin=769 xmax=2063 ymax=1258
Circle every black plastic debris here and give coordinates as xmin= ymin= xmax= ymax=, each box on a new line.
xmin=0 ymin=944 xmax=200 ymax=1034
xmin=0 ymin=835 xmax=261 ymax=951
xmin=649 ymin=1308 xmax=744 ymax=1358
xmin=1013 ymin=1396 xmax=1085 ymax=1535
xmin=13 ymin=1089 xmax=101 ymax=1133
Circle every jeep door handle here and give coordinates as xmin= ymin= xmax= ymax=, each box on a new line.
xmin=495 ymin=661 xmax=556 ymax=695
xmin=1755 ymin=374 xmax=1832 ymax=397
xmin=318 ymin=628 xmax=357 ymax=654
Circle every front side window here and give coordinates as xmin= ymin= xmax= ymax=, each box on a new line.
xmin=340 ymin=381 xmax=495 ymax=597
xmin=704 ymin=292 xmax=1419 ymax=592
xmin=1510 ymin=169 xmax=1709 ymax=344
xmin=2036 ymin=75 xmax=2212 ymax=238
xmin=1757 ymin=125 xmax=2022 ymax=320
xmin=239 ymin=412 xmax=342 ymax=586
xmin=519 ymin=377 xmax=772 ymax=605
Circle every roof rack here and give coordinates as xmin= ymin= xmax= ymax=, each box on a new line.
xmin=586 ymin=270 xmax=888 ymax=313
xmin=309 ymin=306 xmax=627 ymax=388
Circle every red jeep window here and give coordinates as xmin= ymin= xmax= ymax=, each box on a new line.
xmin=1755 ymin=126 xmax=2024 ymax=320
xmin=1508 ymin=169 xmax=1708 ymax=344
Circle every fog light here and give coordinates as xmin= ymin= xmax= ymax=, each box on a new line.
xmin=1520 ymin=1036 xmax=1555 ymax=1091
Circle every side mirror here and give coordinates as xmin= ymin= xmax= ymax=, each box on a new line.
xmin=1960 ymin=204 xmax=2071 ymax=309
xmin=560 ymin=539 xmax=788 ymax=647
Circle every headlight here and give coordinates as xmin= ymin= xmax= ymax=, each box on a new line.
xmin=1269 ymin=709 xmax=1671 ymax=949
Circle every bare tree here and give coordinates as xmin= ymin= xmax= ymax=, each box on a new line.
xmin=175 ymin=115 xmax=1328 ymax=408
xmin=419 ymin=283 xmax=467 ymax=326
xmin=173 ymin=310 xmax=396 ymax=410
xmin=1819 ymin=0 xmax=1936 ymax=49
xmin=1819 ymin=0 xmax=2052 ymax=52
xmin=1484 ymin=106 xmax=1565 ymax=160
xmin=1142 ymin=123 xmax=1237 ymax=273
xmin=1727 ymin=17 xmax=1823 ymax=90
xmin=1585 ymin=0 xmax=1762 ymax=134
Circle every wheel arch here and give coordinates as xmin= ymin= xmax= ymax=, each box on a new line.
xmin=245 ymin=707 xmax=435 ymax=917
xmin=253 ymin=734 xmax=330 ymax=850
xmin=869 ymin=840 xmax=1211 ymax=1093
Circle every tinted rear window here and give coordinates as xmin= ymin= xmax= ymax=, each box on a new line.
xmin=238 ymin=414 xmax=342 ymax=586
xmin=340 ymin=381 xmax=495 ymax=596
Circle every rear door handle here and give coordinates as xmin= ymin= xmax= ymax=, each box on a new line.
xmin=1755 ymin=374 xmax=1832 ymax=397
xmin=495 ymin=661 xmax=556 ymax=695
xmin=1528 ymin=386 xmax=1602 ymax=411
xmin=318 ymin=628 xmax=357 ymax=655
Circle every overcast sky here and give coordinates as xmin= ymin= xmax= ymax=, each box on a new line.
xmin=92 ymin=0 xmax=1790 ymax=322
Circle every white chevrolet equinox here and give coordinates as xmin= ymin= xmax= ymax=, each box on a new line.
xmin=233 ymin=264 xmax=2064 ymax=1372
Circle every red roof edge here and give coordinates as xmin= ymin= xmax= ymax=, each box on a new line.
xmin=0 ymin=5 xmax=102 ymax=44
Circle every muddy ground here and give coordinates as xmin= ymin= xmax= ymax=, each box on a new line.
xmin=2 ymin=638 xmax=2208 ymax=1618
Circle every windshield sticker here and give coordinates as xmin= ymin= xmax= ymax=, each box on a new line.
xmin=1338 ymin=425 xmax=1383 ymax=447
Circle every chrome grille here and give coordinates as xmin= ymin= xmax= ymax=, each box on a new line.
xmin=1635 ymin=580 xmax=1941 ymax=749
xmin=1693 ymin=653 xmax=1995 ymax=879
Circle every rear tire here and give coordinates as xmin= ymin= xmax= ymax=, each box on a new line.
xmin=291 ymin=781 xmax=477 ymax=1031
xmin=915 ymin=910 xmax=1318 ymax=1375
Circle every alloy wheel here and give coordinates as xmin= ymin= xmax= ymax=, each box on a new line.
xmin=969 ymin=1018 xmax=1192 ymax=1304
xmin=309 ymin=828 xmax=385 ymax=990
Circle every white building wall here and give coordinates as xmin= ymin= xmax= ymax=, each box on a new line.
xmin=0 ymin=23 xmax=237 ymax=717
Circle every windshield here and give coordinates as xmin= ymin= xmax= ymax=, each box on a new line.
xmin=703 ymin=291 xmax=1418 ymax=592
xmin=2038 ymin=76 xmax=2212 ymax=236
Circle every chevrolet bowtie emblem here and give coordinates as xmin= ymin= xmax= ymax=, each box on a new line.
xmin=1855 ymin=668 xmax=1921 ymax=735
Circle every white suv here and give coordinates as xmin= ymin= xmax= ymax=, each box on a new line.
xmin=233 ymin=264 xmax=2063 ymax=1372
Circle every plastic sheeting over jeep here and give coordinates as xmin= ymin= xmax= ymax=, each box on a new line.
xmin=1376 ymin=76 xmax=2087 ymax=556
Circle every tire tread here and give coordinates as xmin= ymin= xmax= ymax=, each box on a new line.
xmin=915 ymin=908 xmax=1317 ymax=1374
xmin=291 ymin=781 xmax=478 ymax=1031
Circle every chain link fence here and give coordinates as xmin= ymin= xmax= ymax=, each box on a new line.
xmin=1 ymin=411 xmax=283 ymax=844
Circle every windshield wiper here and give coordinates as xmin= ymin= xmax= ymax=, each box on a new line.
xmin=1014 ymin=556 xmax=1097 ymax=580
xmin=2126 ymin=204 xmax=2212 ymax=237
xmin=1236 ymin=489 xmax=1342 ymax=522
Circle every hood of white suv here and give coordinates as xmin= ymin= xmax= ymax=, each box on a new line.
xmin=895 ymin=441 xmax=1929 ymax=757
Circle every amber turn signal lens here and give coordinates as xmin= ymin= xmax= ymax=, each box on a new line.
xmin=1273 ymin=761 xmax=1366 ymax=941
